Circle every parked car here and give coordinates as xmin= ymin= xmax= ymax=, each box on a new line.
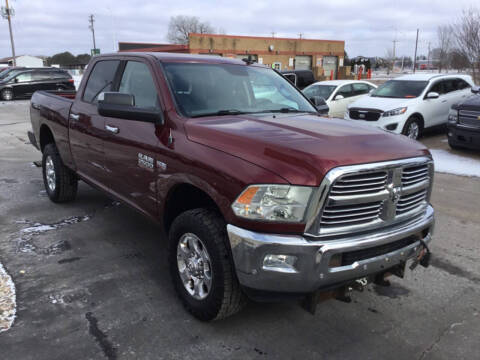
xmin=0 ymin=68 xmax=75 ymax=101
xmin=447 ymin=86 xmax=480 ymax=150
xmin=344 ymin=74 xmax=474 ymax=140
xmin=281 ymin=70 xmax=316 ymax=89
xmin=303 ymin=80 xmax=377 ymax=118
xmin=29 ymin=53 xmax=434 ymax=321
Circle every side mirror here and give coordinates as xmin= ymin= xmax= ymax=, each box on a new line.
xmin=426 ymin=92 xmax=439 ymax=99
xmin=14 ymin=78 xmax=19 ymax=83
xmin=369 ymin=89 xmax=375 ymax=95
xmin=98 ymin=92 xmax=164 ymax=125
xmin=309 ymin=96 xmax=329 ymax=115
xmin=334 ymin=94 xmax=344 ymax=100
xmin=472 ymin=86 xmax=480 ymax=94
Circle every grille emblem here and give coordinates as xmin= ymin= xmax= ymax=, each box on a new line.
xmin=387 ymin=183 xmax=401 ymax=204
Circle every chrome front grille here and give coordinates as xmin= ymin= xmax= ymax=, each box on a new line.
xmin=401 ymin=164 xmax=429 ymax=187
xmin=396 ymin=190 xmax=427 ymax=215
xmin=330 ymin=171 xmax=387 ymax=196
xmin=306 ymin=157 xmax=433 ymax=238
xmin=321 ymin=201 xmax=383 ymax=228
xmin=459 ymin=110 xmax=480 ymax=129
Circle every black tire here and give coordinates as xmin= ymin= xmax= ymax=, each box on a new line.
xmin=168 ymin=208 xmax=246 ymax=321
xmin=42 ymin=143 xmax=78 ymax=203
xmin=1 ymin=88 xmax=13 ymax=101
xmin=402 ymin=116 xmax=423 ymax=140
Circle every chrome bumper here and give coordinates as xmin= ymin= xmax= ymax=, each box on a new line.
xmin=227 ymin=205 xmax=434 ymax=293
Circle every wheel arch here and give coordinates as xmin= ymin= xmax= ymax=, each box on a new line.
xmin=39 ymin=124 xmax=56 ymax=153
xmin=162 ymin=182 xmax=225 ymax=235
xmin=409 ymin=113 xmax=425 ymax=130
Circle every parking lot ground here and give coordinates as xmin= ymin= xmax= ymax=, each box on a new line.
xmin=0 ymin=101 xmax=479 ymax=360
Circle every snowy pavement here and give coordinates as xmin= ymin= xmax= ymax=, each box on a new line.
xmin=0 ymin=262 xmax=16 ymax=333
xmin=431 ymin=149 xmax=480 ymax=177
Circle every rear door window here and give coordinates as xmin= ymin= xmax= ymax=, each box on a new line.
xmin=15 ymin=72 xmax=32 ymax=83
xmin=336 ymin=84 xmax=354 ymax=98
xmin=454 ymin=78 xmax=471 ymax=90
xmin=429 ymin=81 xmax=445 ymax=95
xmin=118 ymin=61 xmax=159 ymax=109
xmin=443 ymin=80 xmax=457 ymax=93
xmin=83 ymin=60 xmax=120 ymax=103
xmin=352 ymin=83 xmax=370 ymax=96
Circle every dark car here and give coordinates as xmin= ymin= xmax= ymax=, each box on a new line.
xmin=281 ymin=69 xmax=316 ymax=89
xmin=448 ymin=86 xmax=480 ymax=150
xmin=0 ymin=68 xmax=75 ymax=101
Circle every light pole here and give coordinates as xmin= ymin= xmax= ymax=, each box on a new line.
xmin=1 ymin=0 xmax=16 ymax=66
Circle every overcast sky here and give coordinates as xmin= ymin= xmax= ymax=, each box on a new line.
xmin=1 ymin=0 xmax=478 ymax=59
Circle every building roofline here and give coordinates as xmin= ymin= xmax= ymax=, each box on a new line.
xmin=189 ymin=33 xmax=345 ymax=44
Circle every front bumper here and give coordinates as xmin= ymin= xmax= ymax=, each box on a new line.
xmin=227 ymin=205 xmax=434 ymax=293
xmin=344 ymin=112 xmax=406 ymax=134
xmin=447 ymin=124 xmax=480 ymax=150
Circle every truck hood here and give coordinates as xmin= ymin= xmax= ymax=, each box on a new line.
xmin=453 ymin=94 xmax=480 ymax=111
xmin=349 ymin=96 xmax=412 ymax=111
xmin=185 ymin=113 xmax=430 ymax=186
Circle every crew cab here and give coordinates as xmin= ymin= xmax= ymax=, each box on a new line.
xmin=344 ymin=74 xmax=474 ymax=139
xmin=448 ymin=86 xmax=480 ymax=150
xmin=28 ymin=53 xmax=435 ymax=320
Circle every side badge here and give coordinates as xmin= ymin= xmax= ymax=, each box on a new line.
xmin=156 ymin=160 xmax=167 ymax=172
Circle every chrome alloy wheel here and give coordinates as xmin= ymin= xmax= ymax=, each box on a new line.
xmin=45 ymin=156 xmax=56 ymax=192
xmin=407 ymin=122 xmax=420 ymax=139
xmin=2 ymin=89 xmax=13 ymax=101
xmin=176 ymin=233 xmax=212 ymax=300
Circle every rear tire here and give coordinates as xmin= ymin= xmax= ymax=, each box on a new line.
xmin=1 ymin=88 xmax=13 ymax=101
xmin=402 ymin=116 xmax=422 ymax=140
xmin=448 ymin=140 xmax=463 ymax=150
xmin=168 ymin=208 xmax=246 ymax=321
xmin=42 ymin=143 xmax=78 ymax=203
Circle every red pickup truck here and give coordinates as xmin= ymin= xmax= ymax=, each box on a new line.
xmin=28 ymin=53 xmax=435 ymax=320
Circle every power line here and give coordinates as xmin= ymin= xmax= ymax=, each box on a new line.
xmin=1 ymin=0 xmax=16 ymax=66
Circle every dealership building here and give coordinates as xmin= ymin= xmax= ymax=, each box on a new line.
xmin=118 ymin=33 xmax=346 ymax=79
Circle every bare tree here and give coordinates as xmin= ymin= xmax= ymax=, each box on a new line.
xmin=167 ymin=16 xmax=215 ymax=44
xmin=453 ymin=7 xmax=480 ymax=82
xmin=437 ymin=25 xmax=453 ymax=72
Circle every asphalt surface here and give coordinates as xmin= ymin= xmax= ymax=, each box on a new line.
xmin=0 ymin=100 xmax=479 ymax=360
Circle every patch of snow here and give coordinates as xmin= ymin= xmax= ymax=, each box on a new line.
xmin=0 ymin=262 xmax=16 ymax=333
xmin=431 ymin=149 xmax=480 ymax=177
xmin=21 ymin=224 xmax=56 ymax=233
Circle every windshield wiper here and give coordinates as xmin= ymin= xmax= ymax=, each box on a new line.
xmin=192 ymin=109 xmax=251 ymax=118
xmin=257 ymin=108 xmax=316 ymax=114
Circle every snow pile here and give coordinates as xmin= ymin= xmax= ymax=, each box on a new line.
xmin=0 ymin=262 xmax=16 ymax=333
xmin=431 ymin=149 xmax=480 ymax=177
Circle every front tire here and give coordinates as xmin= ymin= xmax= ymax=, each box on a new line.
xmin=402 ymin=117 xmax=422 ymax=140
xmin=42 ymin=143 xmax=78 ymax=203
xmin=1 ymin=88 xmax=13 ymax=101
xmin=168 ymin=209 xmax=245 ymax=321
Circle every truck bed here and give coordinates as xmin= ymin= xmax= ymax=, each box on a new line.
xmin=30 ymin=90 xmax=75 ymax=167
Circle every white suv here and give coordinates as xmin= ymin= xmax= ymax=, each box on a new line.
xmin=344 ymin=74 xmax=474 ymax=139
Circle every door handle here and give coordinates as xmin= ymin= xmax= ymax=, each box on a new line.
xmin=105 ymin=124 xmax=119 ymax=134
xmin=69 ymin=113 xmax=80 ymax=121
xmin=441 ymin=100 xmax=447 ymax=103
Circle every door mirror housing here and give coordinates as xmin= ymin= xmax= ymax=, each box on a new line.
xmin=426 ymin=91 xmax=439 ymax=99
xmin=471 ymin=86 xmax=480 ymax=94
xmin=97 ymin=92 xmax=164 ymax=125
xmin=14 ymin=78 xmax=19 ymax=83
xmin=334 ymin=94 xmax=344 ymax=100
xmin=309 ymin=96 xmax=329 ymax=115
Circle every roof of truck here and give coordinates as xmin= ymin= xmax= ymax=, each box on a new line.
xmin=103 ymin=52 xmax=252 ymax=65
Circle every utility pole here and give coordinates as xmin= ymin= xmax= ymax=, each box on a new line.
xmin=2 ymin=0 xmax=16 ymax=66
xmin=392 ymin=39 xmax=398 ymax=69
xmin=298 ymin=33 xmax=303 ymax=39
xmin=427 ymin=41 xmax=431 ymax=69
xmin=413 ymin=29 xmax=419 ymax=73
xmin=88 ymin=14 xmax=96 ymax=52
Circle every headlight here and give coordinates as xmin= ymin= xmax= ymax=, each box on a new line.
xmin=448 ymin=112 xmax=458 ymax=123
xmin=232 ymin=185 xmax=313 ymax=223
xmin=382 ymin=107 xmax=407 ymax=117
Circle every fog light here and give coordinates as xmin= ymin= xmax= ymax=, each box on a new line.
xmin=385 ymin=123 xmax=398 ymax=131
xmin=263 ymin=254 xmax=298 ymax=273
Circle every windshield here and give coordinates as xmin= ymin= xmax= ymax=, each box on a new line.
xmin=372 ymin=80 xmax=428 ymax=98
xmin=163 ymin=63 xmax=317 ymax=117
xmin=303 ymin=84 xmax=337 ymax=100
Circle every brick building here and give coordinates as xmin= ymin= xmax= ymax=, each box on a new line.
xmin=119 ymin=33 xmax=346 ymax=79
